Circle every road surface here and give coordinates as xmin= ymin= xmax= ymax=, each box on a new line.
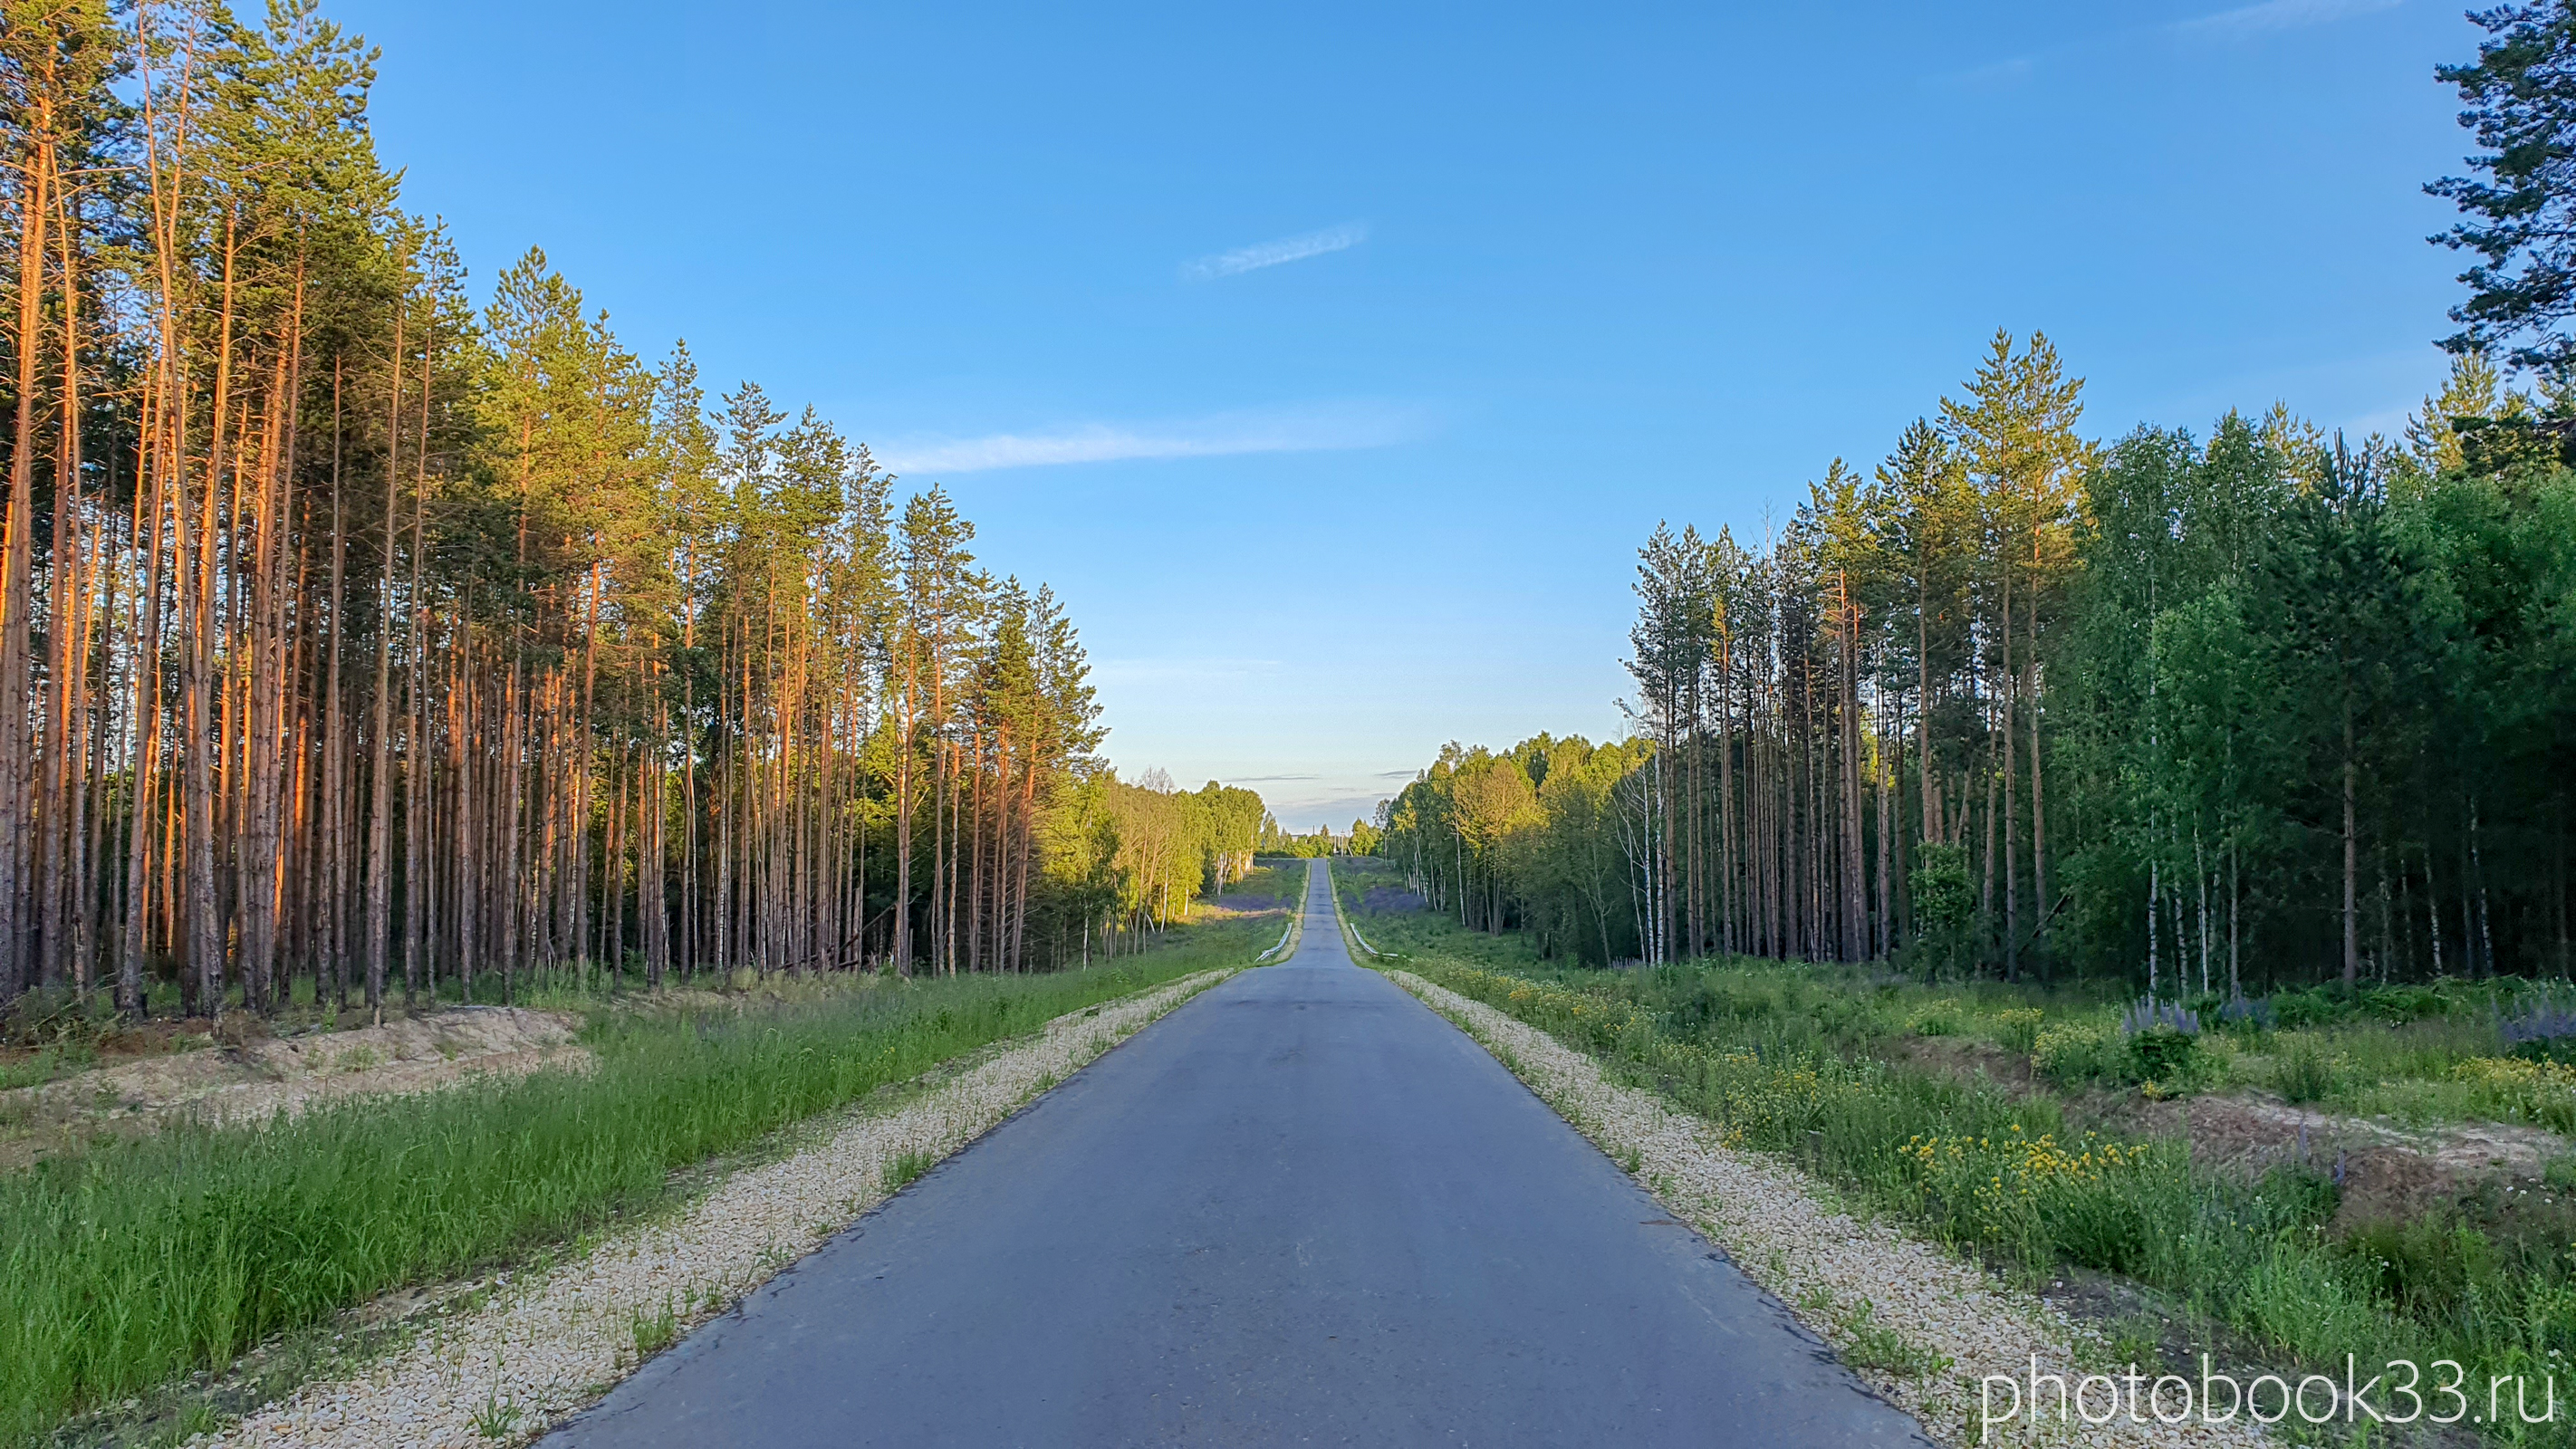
xmin=545 ymin=862 xmax=1925 ymax=1446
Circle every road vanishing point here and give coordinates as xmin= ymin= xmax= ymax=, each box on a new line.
xmin=545 ymin=862 xmax=1927 ymax=1446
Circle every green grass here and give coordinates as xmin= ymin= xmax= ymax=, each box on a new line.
xmin=0 ymin=918 xmax=1259 ymax=1447
xmin=1350 ymin=898 xmax=2576 ymax=1445
xmin=884 ymin=1148 xmax=937 ymax=1192
xmin=1815 ymin=1292 xmax=1953 ymax=1378
xmin=0 ymin=1042 xmax=99 ymax=1092
xmin=1335 ymin=857 xmax=2576 ymax=1128
xmin=628 ymin=1294 xmax=680 ymax=1361
xmin=468 ymin=1387 xmax=522 ymax=1441
xmin=1213 ymin=860 xmax=1307 ymax=912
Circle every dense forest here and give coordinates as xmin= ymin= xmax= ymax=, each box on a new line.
xmin=1379 ymin=340 xmax=2573 ymax=989
xmin=0 ymin=0 xmax=1277 ymax=1020
xmin=1376 ymin=6 xmax=2576 ymax=993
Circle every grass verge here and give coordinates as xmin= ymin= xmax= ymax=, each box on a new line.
xmin=2 ymin=918 xmax=1264 ymax=1447
xmin=1220 ymin=859 xmax=1308 ymax=912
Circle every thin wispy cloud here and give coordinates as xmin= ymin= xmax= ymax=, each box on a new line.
xmin=1182 ymin=222 xmax=1370 ymax=282
xmin=877 ymin=400 xmax=1429 ymax=475
xmin=1935 ymin=0 xmax=2397 ymax=85
xmin=1269 ymin=791 xmax=1399 ymax=830
xmin=1946 ymin=55 xmax=2037 ymax=87
xmin=2172 ymin=0 xmax=2398 ymax=37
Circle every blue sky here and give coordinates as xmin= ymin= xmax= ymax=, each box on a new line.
xmin=338 ymin=0 xmax=2477 ymax=830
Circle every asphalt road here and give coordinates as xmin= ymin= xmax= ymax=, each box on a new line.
xmin=545 ymin=863 xmax=1926 ymax=1447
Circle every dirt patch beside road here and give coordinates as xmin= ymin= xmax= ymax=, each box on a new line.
xmin=0 ymin=1006 xmax=585 ymax=1167
xmin=2149 ymin=1091 xmax=2563 ymax=1230
xmin=1886 ymin=1030 xmax=2564 ymax=1231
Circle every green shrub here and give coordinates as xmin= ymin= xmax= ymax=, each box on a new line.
xmin=2128 ymin=1027 xmax=2206 ymax=1092
xmin=2449 ymin=1055 xmax=2576 ymax=1132
xmin=1907 ymin=1001 xmax=1966 ymax=1038
xmin=2511 ymin=1034 xmax=2576 ymax=1067
xmin=2211 ymin=995 xmax=2278 ymax=1035
xmin=2270 ymin=987 xmax=2349 ymax=1030
xmin=1902 ymin=844 xmax=1975 ymax=981
xmin=1398 ymin=952 xmax=2576 ymax=1409
xmin=1993 ymin=1008 xmax=2044 ymax=1057
xmin=2342 ymin=1214 xmax=2496 ymax=1321
xmin=2274 ymin=1034 xmax=2348 ymax=1104
xmin=2500 ymin=996 xmax=2576 ymax=1064
xmin=2033 ymin=1022 xmax=2124 ymax=1086
xmin=2356 ymin=983 xmax=2448 ymax=1025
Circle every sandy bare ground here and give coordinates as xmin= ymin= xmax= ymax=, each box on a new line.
xmin=2166 ymin=1091 xmax=2564 ymax=1229
xmin=0 ymin=1007 xmax=584 ymax=1167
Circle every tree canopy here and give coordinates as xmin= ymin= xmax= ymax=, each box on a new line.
xmin=1370 ymin=341 xmax=2576 ymax=993
xmin=0 ymin=0 xmax=1273 ymax=1017
xmin=2430 ymin=0 xmax=2576 ymax=369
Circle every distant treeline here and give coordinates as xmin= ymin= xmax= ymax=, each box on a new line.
xmin=1254 ymin=819 xmax=1376 ymax=859
xmin=0 ymin=1 xmax=1274 ymax=1017
xmin=1375 ymin=337 xmax=2573 ymax=992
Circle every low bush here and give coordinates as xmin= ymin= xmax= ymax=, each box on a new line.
xmin=2268 ymin=978 xmax=2515 ymax=1033
xmin=1991 ymin=1007 xmax=2044 ymax=1057
xmin=2127 ymin=1027 xmax=2206 ymax=1094
xmin=1902 ymin=844 xmax=1976 ymax=983
xmin=2118 ymin=1003 xmax=2207 ymax=1094
xmin=2447 ymin=1055 xmax=2576 ymax=1133
xmin=2273 ymin=1034 xmax=2348 ymax=1104
xmin=2033 ymin=1022 xmax=2125 ymax=1086
xmin=2269 ymin=987 xmax=2349 ymax=1031
xmin=2214 ymin=995 xmax=2276 ymax=1033
xmin=1338 ymin=887 xmax=2571 ymax=1130
xmin=2502 ymin=999 xmax=2576 ymax=1065
xmin=2357 ymin=983 xmax=2451 ymax=1025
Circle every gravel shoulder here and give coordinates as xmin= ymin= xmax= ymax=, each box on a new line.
xmin=1381 ymin=967 xmax=2272 ymax=1449
xmin=187 ymin=968 xmax=1235 ymax=1449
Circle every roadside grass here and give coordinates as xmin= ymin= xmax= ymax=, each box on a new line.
xmin=1801 ymin=1288 xmax=1954 ymax=1379
xmin=0 ymin=1042 xmax=101 ymax=1092
xmin=0 ymin=917 xmax=1264 ymax=1447
xmin=1338 ymin=858 xmax=2576 ymax=1128
xmin=1210 ymin=859 xmax=1306 ymax=913
xmin=629 ymin=1295 xmax=681 ymax=1361
xmin=1351 ymin=898 xmax=2576 ymax=1445
xmin=1326 ymin=856 xmax=1425 ymax=931
xmin=883 ymin=1148 xmax=937 ymax=1192
xmin=1 ymin=944 xmax=976 ymax=1089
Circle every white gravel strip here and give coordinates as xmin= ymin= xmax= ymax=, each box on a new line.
xmin=1385 ymin=969 xmax=2270 ymax=1449
xmin=199 ymin=968 xmax=1235 ymax=1449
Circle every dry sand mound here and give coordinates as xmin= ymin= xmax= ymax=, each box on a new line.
xmin=0 ymin=1007 xmax=585 ymax=1166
